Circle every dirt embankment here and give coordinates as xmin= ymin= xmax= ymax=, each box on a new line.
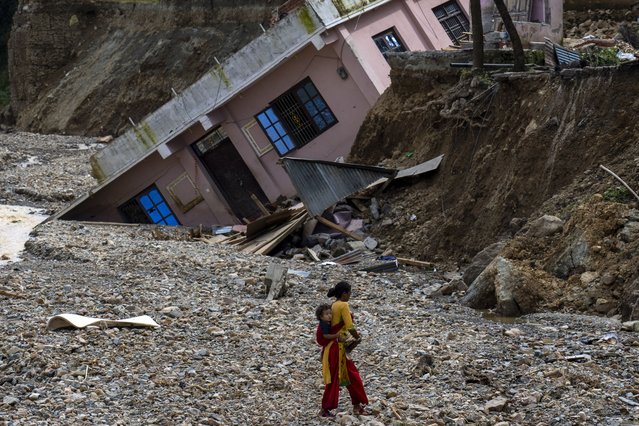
xmin=8 ymin=0 xmax=274 ymax=136
xmin=350 ymin=54 xmax=639 ymax=319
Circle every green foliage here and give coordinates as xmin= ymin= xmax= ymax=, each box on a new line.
xmin=527 ymin=49 xmax=545 ymax=66
xmin=581 ymin=48 xmax=621 ymax=67
xmin=460 ymin=68 xmax=494 ymax=85
xmin=603 ymin=186 xmax=631 ymax=203
xmin=459 ymin=68 xmax=473 ymax=79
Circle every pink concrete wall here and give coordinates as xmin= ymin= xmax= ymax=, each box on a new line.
xmin=65 ymin=153 xmax=184 ymax=223
xmin=219 ymin=42 xmax=375 ymax=199
xmin=339 ymin=0 xmax=470 ymax=92
xmin=410 ymin=0 xmax=471 ymax=47
xmin=66 ymin=140 xmax=238 ymax=226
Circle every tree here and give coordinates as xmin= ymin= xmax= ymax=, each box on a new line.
xmin=470 ymin=0 xmax=484 ymax=71
xmin=493 ymin=0 xmax=526 ymax=72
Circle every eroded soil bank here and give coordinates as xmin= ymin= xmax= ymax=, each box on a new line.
xmin=7 ymin=0 xmax=273 ymax=135
xmin=350 ymin=55 xmax=639 ymax=320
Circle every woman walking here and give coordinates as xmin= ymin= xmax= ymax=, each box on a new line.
xmin=316 ymin=281 xmax=371 ymax=417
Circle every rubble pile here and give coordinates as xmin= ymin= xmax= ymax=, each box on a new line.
xmin=0 ymin=131 xmax=101 ymax=212
xmin=2 ymin=132 xmax=639 ymax=424
xmin=1 ymin=218 xmax=639 ymax=425
xmin=564 ymin=8 xmax=639 ymax=40
xmin=563 ymin=7 xmax=639 ymax=63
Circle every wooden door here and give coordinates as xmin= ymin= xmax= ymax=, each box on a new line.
xmin=195 ymin=134 xmax=268 ymax=221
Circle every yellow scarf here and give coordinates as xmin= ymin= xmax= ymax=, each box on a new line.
xmin=322 ymin=340 xmax=350 ymax=386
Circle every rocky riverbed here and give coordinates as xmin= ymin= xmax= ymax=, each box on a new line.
xmin=1 ymin=132 xmax=639 ymax=425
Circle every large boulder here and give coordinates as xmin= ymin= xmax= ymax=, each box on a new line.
xmin=526 ymin=214 xmax=564 ymax=238
xmin=547 ymin=232 xmax=590 ymax=279
xmin=620 ymin=277 xmax=639 ymax=320
xmin=619 ymin=221 xmax=639 ymax=243
xmin=462 ymin=256 xmax=546 ymax=316
xmin=462 ymin=241 xmax=507 ymax=286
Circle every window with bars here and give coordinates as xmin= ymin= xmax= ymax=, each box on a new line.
xmin=373 ymin=28 xmax=407 ymax=58
xmin=256 ymin=78 xmax=337 ymax=156
xmin=433 ymin=1 xmax=470 ymax=45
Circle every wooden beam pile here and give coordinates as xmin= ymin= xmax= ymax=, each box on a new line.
xmin=200 ymin=207 xmax=307 ymax=256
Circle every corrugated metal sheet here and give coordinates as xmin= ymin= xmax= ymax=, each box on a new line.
xmin=281 ymin=158 xmax=397 ymax=217
xmin=545 ymin=37 xmax=580 ymax=69
xmin=555 ymin=45 xmax=581 ymax=66
xmin=396 ymin=155 xmax=443 ymax=179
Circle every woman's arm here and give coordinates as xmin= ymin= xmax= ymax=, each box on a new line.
xmin=349 ymin=328 xmax=361 ymax=340
xmin=336 ymin=302 xmax=361 ymax=340
xmin=323 ymin=332 xmax=346 ymax=341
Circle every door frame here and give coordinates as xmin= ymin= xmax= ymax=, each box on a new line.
xmin=191 ymin=127 xmax=268 ymax=221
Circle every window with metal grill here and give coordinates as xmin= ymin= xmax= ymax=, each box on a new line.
xmin=433 ymin=1 xmax=470 ymax=45
xmin=373 ymin=28 xmax=406 ymax=58
xmin=256 ymin=78 xmax=337 ymax=156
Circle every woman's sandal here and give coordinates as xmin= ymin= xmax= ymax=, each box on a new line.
xmin=353 ymin=405 xmax=372 ymax=416
xmin=320 ymin=409 xmax=336 ymax=418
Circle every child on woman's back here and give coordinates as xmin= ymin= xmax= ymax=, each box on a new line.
xmin=315 ymin=304 xmax=341 ymax=341
xmin=315 ymin=303 xmax=358 ymax=352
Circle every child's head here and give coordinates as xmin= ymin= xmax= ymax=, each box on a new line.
xmin=315 ymin=303 xmax=332 ymax=322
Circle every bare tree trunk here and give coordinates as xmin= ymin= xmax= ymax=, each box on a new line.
xmin=493 ymin=0 xmax=526 ymax=72
xmin=470 ymin=0 xmax=484 ymax=71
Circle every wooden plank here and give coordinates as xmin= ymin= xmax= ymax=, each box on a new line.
xmin=396 ymin=257 xmax=434 ymax=269
xmin=245 ymin=208 xmax=299 ymax=238
xmin=202 ymin=235 xmax=230 ymax=244
xmin=333 ymin=249 xmax=365 ymax=265
xmin=315 ymin=216 xmax=364 ymax=241
xmin=239 ymin=211 xmax=306 ymax=254
xmin=230 ymin=235 xmax=249 ymax=245
xmin=255 ymin=213 xmax=308 ymax=255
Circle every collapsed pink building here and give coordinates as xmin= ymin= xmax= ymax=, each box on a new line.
xmin=58 ymin=0 xmax=562 ymax=227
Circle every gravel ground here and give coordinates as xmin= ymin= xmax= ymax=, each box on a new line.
xmin=1 ymin=132 xmax=639 ymax=425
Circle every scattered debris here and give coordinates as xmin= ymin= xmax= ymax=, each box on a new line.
xmin=96 ymin=135 xmax=114 ymax=144
xmin=46 ymin=313 xmax=160 ymax=330
xmin=619 ymin=396 xmax=639 ymax=407
xmin=192 ymin=156 xmax=443 ymax=272
xmin=484 ymin=397 xmax=508 ymax=412
xmin=265 ymin=263 xmax=287 ymax=301
xmin=565 ymin=354 xmax=593 ymax=363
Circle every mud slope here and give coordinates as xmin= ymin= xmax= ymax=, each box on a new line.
xmin=350 ymin=53 xmax=639 ymax=267
xmin=8 ymin=0 xmax=273 ymax=136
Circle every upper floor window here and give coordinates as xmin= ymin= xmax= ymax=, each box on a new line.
xmin=373 ymin=28 xmax=407 ymax=57
xmin=256 ymin=78 xmax=337 ymax=156
xmin=433 ymin=1 xmax=470 ymax=45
